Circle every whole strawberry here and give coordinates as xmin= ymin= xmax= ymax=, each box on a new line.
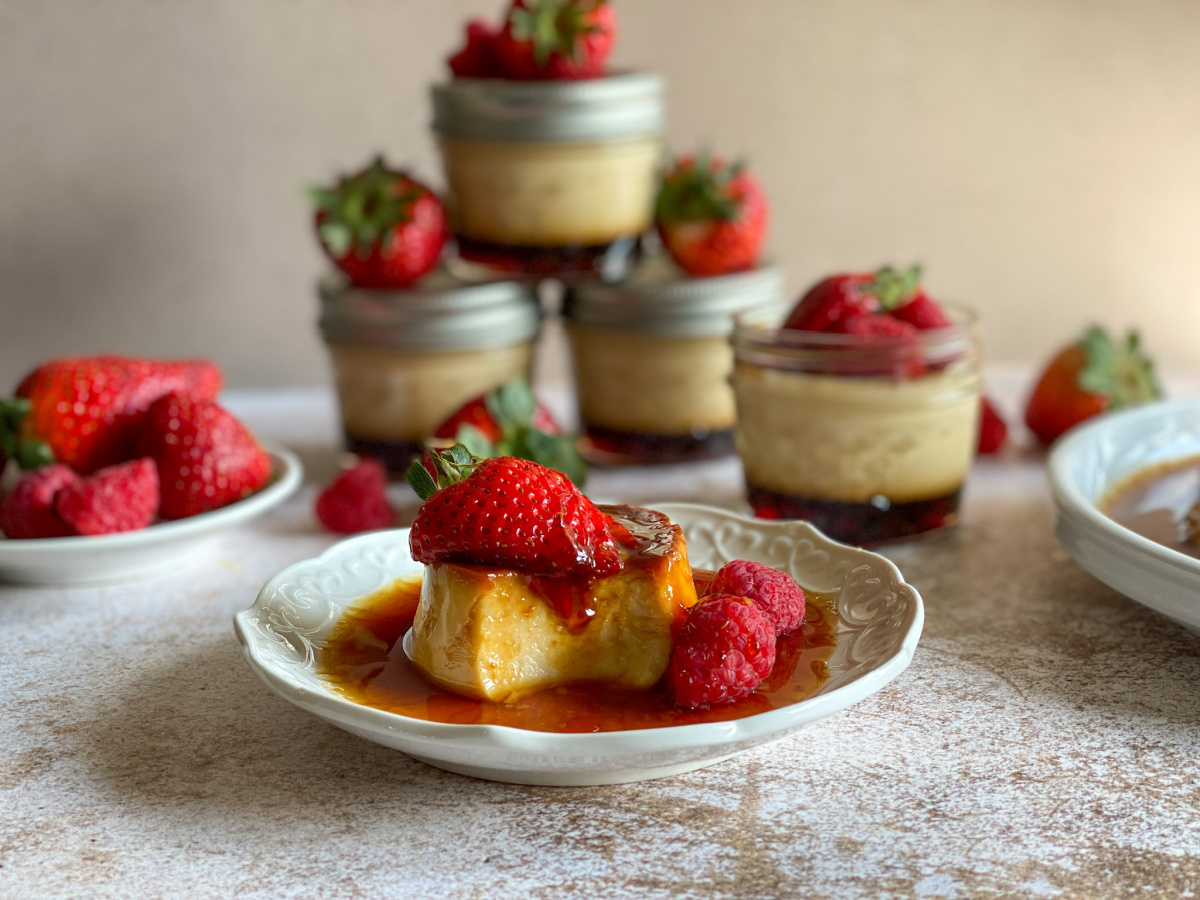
xmin=432 ymin=378 xmax=586 ymax=486
xmin=315 ymin=458 xmax=396 ymax=534
xmin=666 ymin=594 xmax=777 ymax=709
xmin=656 ymin=155 xmax=768 ymax=277
xmin=6 ymin=356 xmax=222 ymax=474
xmin=55 ymin=458 xmax=159 ymax=536
xmin=311 ymin=157 xmax=447 ymax=289
xmin=493 ymin=0 xmax=615 ymax=81
xmin=1023 ymin=326 xmax=1160 ymax=446
xmin=406 ymin=446 xmax=621 ymax=576
xmin=704 ymin=560 xmax=805 ymax=636
xmin=136 ymin=391 xmax=272 ymax=520
xmin=0 ymin=464 xmax=79 ymax=539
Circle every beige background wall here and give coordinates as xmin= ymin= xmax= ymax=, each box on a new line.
xmin=2 ymin=0 xmax=1199 ymax=390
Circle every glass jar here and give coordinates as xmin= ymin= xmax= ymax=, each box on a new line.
xmin=319 ymin=271 xmax=541 ymax=474
xmin=431 ymin=73 xmax=664 ymax=281
xmin=731 ymin=307 xmax=982 ymax=544
xmin=565 ymin=260 xmax=783 ymax=465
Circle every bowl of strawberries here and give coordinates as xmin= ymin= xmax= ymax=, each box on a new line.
xmin=0 ymin=356 xmax=302 ymax=585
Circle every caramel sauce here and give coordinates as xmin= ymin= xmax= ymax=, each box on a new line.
xmin=1102 ymin=455 xmax=1200 ymax=559
xmin=317 ymin=573 xmax=837 ymax=733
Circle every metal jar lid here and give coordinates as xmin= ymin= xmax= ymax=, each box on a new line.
xmin=563 ymin=258 xmax=784 ymax=338
xmin=318 ymin=269 xmax=541 ymax=351
xmin=431 ymin=71 xmax=664 ymax=143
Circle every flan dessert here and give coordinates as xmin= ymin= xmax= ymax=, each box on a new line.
xmin=407 ymin=504 xmax=698 ymax=702
xmin=731 ymin=266 xmax=982 ymax=544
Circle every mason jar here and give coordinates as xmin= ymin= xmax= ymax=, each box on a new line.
xmin=318 ymin=271 xmax=541 ymax=474
xmin=564 ymin=260 xmax=783 ymax=465
xmin=431 ymin=72 xmax=664 ymax=281
xmin=731 ymin=306 xmax=982 ymax=544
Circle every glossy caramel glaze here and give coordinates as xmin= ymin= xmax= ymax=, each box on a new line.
xmin=317 ymin=573 xmax=837 ymax=733
xmin=1103 ymin=455 xmax=1200 ymax=559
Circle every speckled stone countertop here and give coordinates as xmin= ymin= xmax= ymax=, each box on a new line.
xmin=4 ymin=367 xmax=1200 ymax=899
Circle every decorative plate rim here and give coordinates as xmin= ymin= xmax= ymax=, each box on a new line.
xmin=234 ymin=501 xmax=925 ymax=750
xmin=0 ymin=448 xmax=303 ymax=558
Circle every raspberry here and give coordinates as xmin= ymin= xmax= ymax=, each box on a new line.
xmin=666 ymin=595 xmax=776 ymax=709
xmin=705 ymin=559 xmax=806 ymax=636
xmin=315 ymin=458 xmax=396 ymax=534
xmin=54 ymin=458 xmax=159 ymax=536
xmin=0 ymin=464 xmax=80 ymax=539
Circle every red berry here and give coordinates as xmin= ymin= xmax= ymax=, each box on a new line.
xmin=312 ymin=157 xmax=447 ymax=290
xmin=54 ymin=458 xmax=159 ymax=536
xmin=655 ymin=155 xmax=768 ymax=277
xmin=494 ymin=0 xmax=616 ymax=81
xmin=0 ymin=464 xmax=79 ymax=539
xmin=407 ymin=451 xmax=620 ymax=576
xmin=136 ymin=392 xmax=272 ymax=520
xmin=704 ymin=559 xmax=805 ymax=636
xmin=666 ymin=595 xmax=776 ymax=709
xmin=783 ymin=266 xmax=923 ymax=334
xmin=890 ymin=290 xmax=952 ymax=330
xmin=447 ymin=19 xmax=504 ymax=78
xmin=11 ymin=356 xmax=222 ymax=474
xmin=315 ymin=458 xmax=396 ymax=534
xmin=834 ymin=313 xmax=919 ymax=338
xmin=977 ymin=395 xmax=1008 ymax=454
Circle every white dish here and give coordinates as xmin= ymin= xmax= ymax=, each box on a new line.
xmin=235 ymin=502 xmax=924 ymax=786
xmin=0 ymin=449 xmax=303 ymax=586
xmin=1050 ymin=397 xmax=1200 ymax=633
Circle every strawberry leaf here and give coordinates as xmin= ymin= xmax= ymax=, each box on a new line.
xmin=406 ymin=459 xmax=439 ymax=501
xmin=863 ymin=265 xmax=922 ymax=310
xmin=486 ymin=379 xmax=537 ymax=430
xmin=1077 ymin=325 xmax=1161 ymax=408
xmin=452 ymin=423 xmax=496 ymax=460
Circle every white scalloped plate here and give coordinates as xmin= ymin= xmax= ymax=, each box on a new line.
xmin=1050 ymin=397 xmax=1200 ymax=633
xmin=0 ymin=450 xmax=303 ymax=585
xmin=234 ymin=503 xmax=924 ymax=786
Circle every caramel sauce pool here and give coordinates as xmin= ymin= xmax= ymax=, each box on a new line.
xmin=1103 ymin=454 xmax=1200 ymax=560
xmin=317 ymin=573 xmax=837 ymax=733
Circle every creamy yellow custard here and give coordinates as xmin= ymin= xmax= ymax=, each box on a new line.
xmin=568 ymin=325 xmax=737 ymax=436
xmin=732 ymin=361 xmax=981 ymax=504
xmin=406 ymin=505 xmax=698 ymax=703
xmin=440 ymin=137 xmax=660 ymax=248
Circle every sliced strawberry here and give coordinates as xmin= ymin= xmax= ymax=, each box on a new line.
xmin=55 ymin=458 xmax=159 ymax=536
xmin=655 ymin=154 xmax=768 ymax=277
xmin=406 ymin=446 xmax=620 ymax=576
xmin=311 ymin=157 xmax=447 ymax=289
xmin=494 ymin=0 xmax=615 ymax=81
xmin=977 ymin=396 xmax=1008 ymax=454
xmin=448 ymin=19 xmax=504 ymax=78
xmin=0 ymin=464 xmax=79 ymax=539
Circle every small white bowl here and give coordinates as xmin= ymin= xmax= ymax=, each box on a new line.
xmin=0 ymin=449 xmax=303 ymax=586
xmin=1050 ymin=397 xmax=1200 ymax=633
xmin=234 ymin=502 xmax=924 ymax=786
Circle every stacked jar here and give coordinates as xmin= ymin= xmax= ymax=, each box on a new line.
xmin=564 ymin=259 xmax=783 ymax=464
xmin=318 ymin=271 xmax=540 ymax=474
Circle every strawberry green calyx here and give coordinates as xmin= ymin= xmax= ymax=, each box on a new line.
xmin=483 ymin=380 xmax=587 ymax=486
xmin=309 ymin=156 xmax=420 ymax=260
xmin=1075 ymin=325 xmax=1162 ymax=409
xmin=863 ymin=265 xmax=922 ymax=310
xmin=0 ymin=398 xmax=55 ymax=471
xmin=406 ymin=444 xmax=481 ymax=501
xmin=656 ymin=154 xmax=745 ymax=224
xmin=509 ymin=0 xmax=607 ymax=66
